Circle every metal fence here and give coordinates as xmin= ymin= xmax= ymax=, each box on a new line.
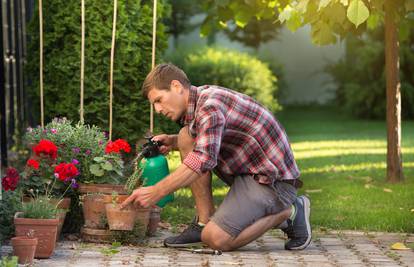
xmin=1 ymin=0 xmax=33 ymax=177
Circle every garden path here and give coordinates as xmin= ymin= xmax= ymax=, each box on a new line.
xmin=1 ymin=230 xmax=413 ymax=266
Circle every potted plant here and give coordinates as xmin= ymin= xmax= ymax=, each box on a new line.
xmin=14 ymin=175 xmax=78 ymax=259
xmin=104 ymin=193 xmax=138 ymax=231
xmin=11 ymin=230 xmax=37 ymax=265
xmin=24 ymin=118 xmax=131 ymax=239
xmin=20 ymin=137 xmax=79 ymax=239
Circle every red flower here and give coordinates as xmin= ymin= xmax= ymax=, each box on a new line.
xmin=54 ymin=163 xmax=79 ymax=182
xmin=27 ymin=159 xmax=40 ymax=170
xmin=1 ymin=167 xmax=20 ymax=191
xmin=105 ymin=139 xmax=130 ymax=154
xmin=33 ymin=139 xmax=58 ymax=159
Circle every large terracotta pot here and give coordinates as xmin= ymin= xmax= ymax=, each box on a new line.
xmin=80 ymin=183 xmax=128 ymax=229
xmin=11 ymin=236 xmax=38 ymax=264
xmin=82 ymin=194 xmax=107 ymax=229
xmin=14 ymin=213 xmax=59 ymax=259
xmin=50 ymin=197 xmax=71 ymax=240
xmin=22 ymin=197 xmax=71 ymax=240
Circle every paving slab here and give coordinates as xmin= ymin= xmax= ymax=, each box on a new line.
xmin=1 ymin=229 xmax=413 ymax=266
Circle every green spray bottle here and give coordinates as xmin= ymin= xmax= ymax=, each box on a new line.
xmin=139 ymin=137 xmax=174 ymax=207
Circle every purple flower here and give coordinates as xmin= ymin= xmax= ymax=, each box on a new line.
xmin=85 ymin=149 xmax=91 ymax=155
xmin=71 ymin=179 xmax=79 ymax=189
xmin=104 ymin=131 xmax=109 ymax=139
xmin=72 ymin=159 xmax=79 ymax=165
xmin=98 ymin=140 xmax=103 ymax=146
xmin=72 ymin=147 xmax=81 ymax=154
xmin=50 ymin=128 xmax=57 ymax=134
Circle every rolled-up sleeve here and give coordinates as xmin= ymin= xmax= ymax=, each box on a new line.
xmin=183 ymin=103 xmax=225 ymax=174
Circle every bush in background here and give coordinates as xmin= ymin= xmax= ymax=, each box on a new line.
xmin=26 ymin=0 xmax=170 ymax=142
xmin=0 ymin=190 xmax=21 ymax=244
xmin=166 ymin=46 xmax=281 ymax=113
xmin=327 ymin=22 xmax=414 ymax=119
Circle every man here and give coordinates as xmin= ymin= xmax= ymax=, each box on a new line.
xmin=122 ymin=63 xmax=311 ymax=251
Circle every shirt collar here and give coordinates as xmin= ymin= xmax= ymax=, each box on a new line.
xmin=180 ymin=85 xmax=198 ymax=126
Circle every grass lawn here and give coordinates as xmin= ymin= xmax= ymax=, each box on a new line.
xmin=162 ymin=106 xmax=414 ymax=233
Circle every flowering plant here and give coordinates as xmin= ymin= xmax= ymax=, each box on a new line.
xmin=21 ymin=138 xmax=79 ymax=197
xmin=24 ymin=118 xmax=131 ymax=185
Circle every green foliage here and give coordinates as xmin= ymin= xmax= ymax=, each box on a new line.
xmin=24 ymin=118 xmax=127 ymax=185
xmin=20 ymin=195 xmax=58 ymax=219
xmin=0 ymin=191 xmax=21 ymax=243
xmin=26 ymin=0 xmax=170 ymax=142
xmin=327 ymin=23 xmax=414 ymax=119
xmin=0 ymin=256 xmax=18 ymax=267
xmin=167 ymin=46 xmax=281 ymax=112
xmin=202 ymin=0 xmax=414 ymax=45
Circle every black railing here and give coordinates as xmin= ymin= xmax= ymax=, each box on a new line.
xmin=1 ymin=0 xmax=30 ymax=171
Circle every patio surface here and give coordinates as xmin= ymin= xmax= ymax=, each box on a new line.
xmin=1 ymin=229 xmax=413 ymax=266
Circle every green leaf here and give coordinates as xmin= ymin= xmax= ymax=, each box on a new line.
xmin=311 ymin=22 xmax=336 ymax=45
xmin=330 ymin=3 xmax=347 ymax=24
xmin=200 ymin=20 xmax=212 ymax=37
xmin=340 ymin=0 xmax=349 ymax=6
xmin=296 ymin=0 xmax=310 ymax=13
xmin=90 ymin=164 xmax=104 ymax=176
xmin=318 ymin=0 xmax=331 ymax=11
xmin=347 ymin=0 xmax=369 ymax=28
xmin=93 ymin=157 xmax=104 ymax=162
xmin=279 ymin=5 xmax=293 ymax=23
xmin=367 ymin=12 xmax=381 ymax=30
xmin=286 ymin=10 xmax=302 ymax=31
xmin=406 ymin=0 xmax=414 ymax=11
xmin=102 ymin=161 xmax=113 ymax=171
xmin=234 ymin=7 xmax=253 ymax=27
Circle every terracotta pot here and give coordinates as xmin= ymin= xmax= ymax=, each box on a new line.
xmin=105 ymin=203 xmax=138 ymax=231
xmin=23 ymin=197 xmax=71 ymax=240
xmin=81 ymin=227 xmax=113 ymax=243
xmin=135 ymin=207 xmax=151 ymax=236
xmin=82 ymin=194 xmax=107 ymax=229
xmin=14 ymin=213 xmax=59 ymax=259
xmin=50 ymin=197 xmax=71 ymax=240
xmin=102 ymin=194 xmax=129 ymax=204
xmin=147 ymin=207 xmax=162 ymax=236
xmin=78 ymin=183 xmax=127 ymax=195
xmin=11 ymin=236 xmax=38 ymax=264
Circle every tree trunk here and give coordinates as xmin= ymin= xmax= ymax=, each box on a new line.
xmin=384 ymin=2 xmax=403 ymax=183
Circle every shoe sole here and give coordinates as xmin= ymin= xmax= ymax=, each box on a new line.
xmin=289 ymin=196 xmax=312 ymax=250
xmin=164 ymin=241 xmax=203 ymax=248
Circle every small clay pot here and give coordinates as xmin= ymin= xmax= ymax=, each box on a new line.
xmin=50 ymin=197 xmax=71 ymax=240
xmin=14 ymin=213 xmax=59 ymax=259
xmin=11 ymin=236 xmax=38 ymax=264
xmin=105 ymin=203 xmax=138 ymax=231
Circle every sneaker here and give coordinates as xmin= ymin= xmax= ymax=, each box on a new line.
xmin=164 ymin=217 xmax=203 ymax=248
xmin=282 ymin=195 xmax=311 ymax=250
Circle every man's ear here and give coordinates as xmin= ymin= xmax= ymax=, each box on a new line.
xmin=171 ymin=80 xmax=183 ymax=94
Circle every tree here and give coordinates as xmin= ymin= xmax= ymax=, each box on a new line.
xmin=203 ymin=0 xmax=414 ymax=183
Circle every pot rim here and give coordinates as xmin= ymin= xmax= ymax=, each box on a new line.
xmin=11 ymin=236 xmax=38 ymax=245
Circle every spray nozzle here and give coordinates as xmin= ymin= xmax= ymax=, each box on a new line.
xmin=141 ymin=135 xmax=162 ymax=158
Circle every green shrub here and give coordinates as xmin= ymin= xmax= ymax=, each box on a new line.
xmin=327 ymin=24 xmax=414 ymax=119
xmin=0 ymin=191 xmax=21 ymax=243
xmin=166 ymin=46 xmax=281 ymax=113
xmin=26 ymin=0 xmax=170 ymax=142
xmin=0 ymin=256 xmax=18 ymax=267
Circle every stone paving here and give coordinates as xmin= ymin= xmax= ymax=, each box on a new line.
xmin=2 ymin=229 xmax=414 ymax=266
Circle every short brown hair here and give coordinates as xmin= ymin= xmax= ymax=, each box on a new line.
xmin=142 ymin=63 xmax=191 ymax=98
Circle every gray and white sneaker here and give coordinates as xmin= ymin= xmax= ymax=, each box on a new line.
xmin=282 ymin=195 xmax=311 ymax=250
xmin=164 ymin=217 xmax=203 ymax=248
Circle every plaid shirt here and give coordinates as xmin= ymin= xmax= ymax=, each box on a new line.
xmin=181 ymin=85 xmax=300 ymax=184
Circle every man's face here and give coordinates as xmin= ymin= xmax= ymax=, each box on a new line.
xmin=147 ymin=80 xmax=188 ymax=122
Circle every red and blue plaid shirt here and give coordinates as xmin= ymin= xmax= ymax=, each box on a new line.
xmin=181 ymin=85 xmax=300 ymax=184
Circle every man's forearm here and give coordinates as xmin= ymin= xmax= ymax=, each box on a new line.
xmin=169 ymin=134 xmax=179 ymax=150
xmin=155 ymin=163 xmax=200 ymax=197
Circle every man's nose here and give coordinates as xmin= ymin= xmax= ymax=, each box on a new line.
xmin=154 ymin=103 xmax=162 ymax=114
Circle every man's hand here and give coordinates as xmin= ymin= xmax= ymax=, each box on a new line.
xmin=152 ymin=134 xmax=176 ymax=154
xmin=120 ymin=186 xmax=163 ymax=209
